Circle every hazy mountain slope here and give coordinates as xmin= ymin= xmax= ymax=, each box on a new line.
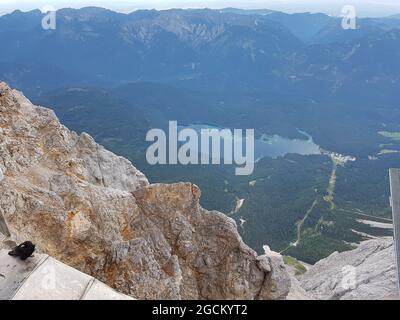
xmin=36 ymin=87 xmax=150 ymax=148
xmin=0 ymin=7 xmax=300 ymax=94
xmin=1 ymin=7 xmax=399 ymax=107
xmin=265 ymin=12 xmax=334 ymax=43
xmin=312 ymin=17 xmax=400 ymax=44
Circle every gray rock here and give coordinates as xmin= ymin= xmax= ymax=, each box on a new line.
xmin=300 ymin=238 xmax=399 ymax=300
xmin=287 ymin=275 xmax=311 ymax=300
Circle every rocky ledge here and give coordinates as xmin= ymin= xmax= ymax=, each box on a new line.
xmin=300 ymin=238 xmax=399 ymax=300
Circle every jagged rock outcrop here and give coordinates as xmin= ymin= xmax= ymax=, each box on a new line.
xmin=287 ymin=275 xmax=311 ymax=300
xmin=300 ymin=238 xmax=399 ymax=300
xmin=0 ymin=83 xmax=290 ymax=300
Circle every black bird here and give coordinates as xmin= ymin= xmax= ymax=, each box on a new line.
xmin=8 ymin=241 xmax=35 ymax=260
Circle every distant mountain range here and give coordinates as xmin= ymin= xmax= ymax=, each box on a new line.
xmin=1 ymin=7 xmax=399 ymax=106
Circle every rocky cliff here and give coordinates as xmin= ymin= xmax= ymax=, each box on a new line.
xmin=0 ymin=83 xmax=290 ymax=300
xmin=300 ymin=238 xmax=399 ymax=300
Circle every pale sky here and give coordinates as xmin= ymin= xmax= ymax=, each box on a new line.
xmin=1 ymin=0 xmax=400 ymax=17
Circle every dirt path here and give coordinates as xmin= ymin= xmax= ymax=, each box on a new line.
xmin=293 ymin=198 xmax=318 ymax=247
xmin=280 ymin=197 xmax=318 ymax=254
xmin=324 ymin=161 xmax=337 ymax=210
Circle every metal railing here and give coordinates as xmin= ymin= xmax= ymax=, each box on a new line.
xmin=389 ymin=168 xmax=400 ymax=293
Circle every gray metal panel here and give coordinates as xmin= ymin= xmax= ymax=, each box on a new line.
xmin=82 ymin=279 xmax=133 ymax=300
xmin=0 ymin=249 xmax=133 ymax=300
xmin=0 ymin=213 xmax=10 ymax=237
xmin=389 ymin=168 xmax=400 ymax=293
xmin=13 ymin=257 xmax=93 ymax=300
xmin=0 ymin=250 xmax=48 ymax=300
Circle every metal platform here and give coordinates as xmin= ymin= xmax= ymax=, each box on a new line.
xmin=0 ymin=213 xmax=10 ymax=237
xmin=0 ymin=249 xmax=133 ymax=300
xmin=389 ymin=168 xmax=400 ymax=293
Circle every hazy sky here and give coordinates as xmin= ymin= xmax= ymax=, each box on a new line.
xmin=1 ymin=0 xmax=400 ymax=17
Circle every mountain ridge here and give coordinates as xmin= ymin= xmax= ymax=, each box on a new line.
xmin=1 ymin=7 xmax=399 ymax=103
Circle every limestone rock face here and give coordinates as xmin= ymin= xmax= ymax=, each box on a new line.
xmin=300 ymin=238 xmax=399 ymax=300
xmin=0 ymin=83 xmax=290 ymax=300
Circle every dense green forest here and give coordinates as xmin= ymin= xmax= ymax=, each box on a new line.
xmin=35 ymin=83 xmax=398 ymax=264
